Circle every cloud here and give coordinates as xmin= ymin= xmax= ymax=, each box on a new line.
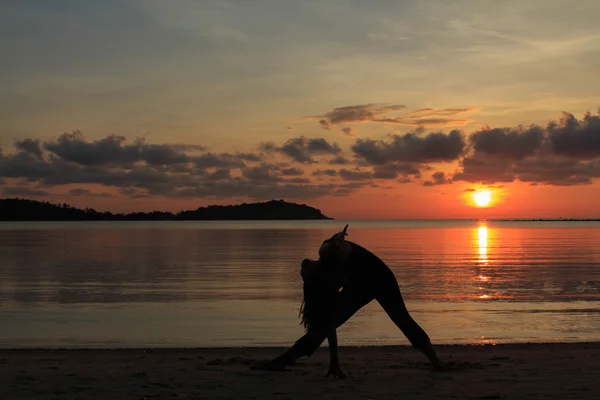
xmin=352 ymin=130 xmax=466 ymax=165
xmin=311 ymin=168 xmax=374 ymax=182
xmin=328 ymin=156 xmax=351 ymax=165
xmin=423 ymin=171 xmax=452 ymax=186
xmin=312 ymin=169 xmax=337 ymax=177
xmin=242 ymin=164 xmax=284 ymax=184
xmin=260 ymin=136 xmax=341 ymax=163
xmin=338 ymin=169 xmax=373 ymax=181
xmin=452 ymin=110 xmax=600 ymax=186
xmin=235 ymin=152 xmax=263 ymax=162
xmin=205 ymin=168 xmax=232 ymax=181
xmin=341 ymin=127 xmax=355 ymax=137
xmin=548 ymin=111 xmax=600 ymax=159
xmin=3 ymin=109 xmax=600 ymax=201
xmin=68 ymin=188 xmax=115 ymax=198
xmin=469 ymin=125 xmax=545 ymax=160
xmin=15 ymin=139 xmax=44 ymax=160
xmin=193 ymin=153 xmax=246 ymax=168
xmin=280 ymin=167 xmax=304 ymax=176
xmin=308 ymin=104 xmax=477 ymax=131
xmin=3 ymin=186 xmax=50 ymax=197
xmin=514 ymin=158 xmax=600 ymax=186
xmin=372 ymin=163 xmax=421 ymax=179
xmin=44 ymin=130 xmax=208 ymax=167
xmin=452 ymin=156 xmax=515 ymax=184
xmin=310 ymin=104 xmax=405 ymax=130
xmin=0 ymin=133 xmax=366 ymax=201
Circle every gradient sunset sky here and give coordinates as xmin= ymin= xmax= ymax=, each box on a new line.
xmin=2 ymin=0 xmax=600 ymax=219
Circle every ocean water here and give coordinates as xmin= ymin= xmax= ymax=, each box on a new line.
xmin=1 ymin=219 xmax=600 ymax=348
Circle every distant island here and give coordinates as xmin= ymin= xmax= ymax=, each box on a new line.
xmin=0 ymin=198 xmax=334 ymax=221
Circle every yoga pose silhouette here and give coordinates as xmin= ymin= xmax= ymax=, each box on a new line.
xmin=252 ymin=225 xmax=444 ymax=377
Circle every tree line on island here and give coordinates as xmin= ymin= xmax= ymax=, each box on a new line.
xmin=0 ymin=198 xmax=334 ymax=221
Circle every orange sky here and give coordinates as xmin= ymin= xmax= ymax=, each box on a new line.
xmin=1 ymin=1 xmax=600 ymax=219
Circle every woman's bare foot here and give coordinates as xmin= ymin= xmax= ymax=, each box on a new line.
xmin=326 ymin=364 xmax=346 ymax=379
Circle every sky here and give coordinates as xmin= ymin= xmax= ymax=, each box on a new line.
xmin=1 ymin=0 xmax=600 ymax=219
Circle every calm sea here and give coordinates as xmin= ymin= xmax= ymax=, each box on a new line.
xmin=1 ymin=220 xmax=600 ymax=348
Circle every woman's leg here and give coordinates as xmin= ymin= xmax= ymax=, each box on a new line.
xmin=375 ymin=278 xmax=444 ymax=370
xmin=251 ymin=288 xmax=374 ymax=370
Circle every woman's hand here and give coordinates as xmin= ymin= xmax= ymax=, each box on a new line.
xmin=326 ymin=364 xmax=346 ymax=379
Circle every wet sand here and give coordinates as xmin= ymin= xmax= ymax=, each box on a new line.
xmin=1 ymin=343 xmax=599 ymax=399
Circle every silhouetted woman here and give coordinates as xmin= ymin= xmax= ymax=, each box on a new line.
xmin=253 ymin=225 xmax=444 ymax=376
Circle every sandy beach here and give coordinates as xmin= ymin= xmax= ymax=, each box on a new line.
xmin=1 ymin=343 xmax=599 ymax=399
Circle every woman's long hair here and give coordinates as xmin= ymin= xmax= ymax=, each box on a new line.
xmin=298 ymin=262 xmax=339 ymax=331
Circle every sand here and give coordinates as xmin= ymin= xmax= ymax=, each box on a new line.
xmin=1 ymin=343 xmax=599 ymax=400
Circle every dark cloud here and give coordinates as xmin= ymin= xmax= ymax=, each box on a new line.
xmin=423 ymin=171 xmax=451 ymax=186
xmin=3 ymin=186 xmax=50 ymax=197
xmin=312 ymin=169 xmax=337 ymax=177
xmin=15 ymin=139 xmax=44 ymax=160
xmin=306 ymin=138 xmax=341 ymax=154
xmin=341 ymin=127 xmax=354 ymax=137
xmin=548 ymin=111 xmax=600 ymax=159
xmin=205 ymin=169 xmax=231 ymax=181
xmin=280 ymin=167 xmax=304 ymax=176
xmin=0 ymin=134 xmax=366 ymax=201
xmin=373 ymin=163 xmax=421 ymax=179
xmin=43 ymin=131 xmax=208 ymax=168
xmin=338 ymin=169 xmax=373 ymax=181
xmin=5 ymin=109 xmax=600 ymax=200
xmin=43 ymin=131 xmax=139 ymax=167
xmin=514 ymin=158 xmax=600 ymax=186
xmin=469 ymin=125 xmax=545 ymax=160
xmin=285 ymin=177 xmax=311 ymax=184
xmin=309 ymin=104 xmax=476 ymax=130
xmin=242 ymin=164 xmax=284 ymax=184
xmin=235 ymin=152 xmax=263 ymax=162
xmin=452 ymin=156 xmax=515 ymax=184
xmin=68 ymin=188 xmax=114 ymax=198
xmin=452 ymin=110 xmax=600 ymax=186
xmin=260 ymin=136 xmax=341 ymax=164
xmin=310 ymin=104 xmax=406 ymax=130
xmin=193 ymin=153 xmax=246 ymax=169
xmin=328 ymin=156 xmax=351 ymax=165
xmin=454 ymin=154 xmax=600 ymax=186
xmin=352 ymin=130 xmax=466 ymax=165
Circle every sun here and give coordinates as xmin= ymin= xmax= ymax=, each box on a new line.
xmin=473 ymin=190 xmax=492 ymax=207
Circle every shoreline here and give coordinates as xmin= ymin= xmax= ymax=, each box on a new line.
xmin=1 ymin=340 xmax=599 ymax=350
xmin=2 ymin=342 xmax=599 ymax=399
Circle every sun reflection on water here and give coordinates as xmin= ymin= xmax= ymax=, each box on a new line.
xmin=476 ymin=223 xmax=493 ymax=300
xmin=478 ymin=224 xmax=488 ymax=265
